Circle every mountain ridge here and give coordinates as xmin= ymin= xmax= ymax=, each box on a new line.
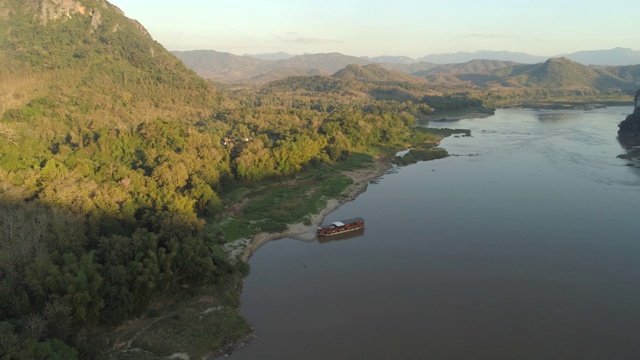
xmin=172 ymin=50 xmax=640 ymax=95
xmin=231 ymin=48 xmax=640 ymax=66
xmin=172 ymin=48 xmax=640 ymax=87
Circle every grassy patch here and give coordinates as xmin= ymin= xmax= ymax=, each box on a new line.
xmin=218 ymin=168 xmax=353 ymax=242
xmin=332 ymin=153 xmax=376 ymax=171
xmin=218 ymin=218 xmax=260 ymax=241
xmin=415 ymin=127 xmax=471 ymax=138
xmin=393 ymin=148 xmax=449 ymax=166
xmin=101 ymin=281 xmax=252 ymax=360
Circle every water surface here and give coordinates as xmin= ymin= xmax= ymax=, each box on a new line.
xmin=231 ymin=107 xmax=640 ymax=360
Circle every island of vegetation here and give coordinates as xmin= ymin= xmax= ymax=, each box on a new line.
xmin=618 ymin=89 xmax=640 ymax=161
xmin=0 ymin=1 xmax=635 ymax=359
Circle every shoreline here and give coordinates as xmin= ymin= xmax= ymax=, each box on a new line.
xmin=421 ymin=110 xmax=494 ymax=123
xmin=227 ymin=109 xmax=493 ymax=264
xmin=239 ymin=158 xmax=393 ymax=262
xmin=217 ymin=118 xmax=469 ymax=357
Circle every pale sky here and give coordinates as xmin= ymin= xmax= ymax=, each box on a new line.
xmin=108 ymin=0 xmax=638 ymax=58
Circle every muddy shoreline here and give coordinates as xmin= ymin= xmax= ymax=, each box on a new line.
xmin=239 ymin=159 xmax=393 ymax=262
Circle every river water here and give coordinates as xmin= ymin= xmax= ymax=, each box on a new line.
xmin=230 ymin=107 xmax=640 ymax=360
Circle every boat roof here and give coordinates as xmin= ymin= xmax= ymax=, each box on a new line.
xmin=327 ymin=217 xmax=364 ymax=227
xmin=340 ymin=217 xmax=364 ymax=223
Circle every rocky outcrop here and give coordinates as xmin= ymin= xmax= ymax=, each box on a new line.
xmin=618 ymin=89 xmax=640 ymax=148
xmin=30 ymin=0 xmax=150 ymax=36
xmin=38 ymin=0 xmax=87 ymax=23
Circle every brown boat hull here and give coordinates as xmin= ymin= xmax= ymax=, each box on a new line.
xmin=317 ymin=217 xmax=364 ymax=236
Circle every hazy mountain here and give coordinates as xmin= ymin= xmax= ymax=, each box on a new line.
xmin=276 ymin=52 xmax=372 ymax=74
xmin=334 ymin=63 xmax=420 ymax=84
xmin=172 ymin=51 xmax=372 ymax=83
xmin=172 ymin=50 xmax=272 ymax=82
xmin=264 ymin=63 xmax=436 ymax=103
xmin=560 ymin=47 xmax=640 ymax=66
xmin=604 ymin=64 xmax=640 ymax=83
xmin=418 ymin=48 xmax=640 ymax=66
xmin=486 ymin=58 xmax=635 ymax=90
xmin=379 ymin=62 xmax=439 ymax=75
xmin=246 ymin=52 xmax=295 ymax=61
xmin=361 ymin=55 xmax=417 ymax=64
xmin=250 ymin=67 xmax=324 ymax=83
xmin=418 ymin=50 xmax=548 ymax=64
xmin=422 ymin=60 xmax=519 ymax=75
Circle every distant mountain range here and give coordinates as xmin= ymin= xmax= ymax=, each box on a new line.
xmin=172 ymin=50 xmax=371 ymax=83
xmin=417 ymin=51 xmax=547 ymax=64
xmin=172 ymin=49 xmax=640 ymax=92
xmin=243 ymin=47 xmax=640 ymax=66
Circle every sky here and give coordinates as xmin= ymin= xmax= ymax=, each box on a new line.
xmin=108 ymin=0 xmax=638 ymax=58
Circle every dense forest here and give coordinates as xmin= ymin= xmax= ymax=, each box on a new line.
xmin=0 ymin=1 xmax=487 ymax=358
xmin=4 ymin=1 xmax=637 ymax=358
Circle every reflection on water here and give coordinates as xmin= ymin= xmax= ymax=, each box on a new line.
xmin=232 ymin=107 xmax=640 ymax=360
xmin=535 ymin=110 xmax=576 ymax=122
xmin=317 ymin=228 xmax=365 ymax=244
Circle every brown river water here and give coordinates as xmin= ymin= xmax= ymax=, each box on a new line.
xmin=229 ymin=107 xmax=640 ymax=360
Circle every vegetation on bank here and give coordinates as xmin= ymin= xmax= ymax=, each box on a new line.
xmin=0 ymin=88 xmax=465 ymax=358
xmin=478 ymin=88 xmax=631 ymax=108
xmin=2 ymin=1 xmax=635 ymax=358
xmin=0 ymin=25 xmax=473 ymax=357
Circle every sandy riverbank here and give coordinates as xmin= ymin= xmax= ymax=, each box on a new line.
xmin=237 ymin=159 xmax=392 ymax=262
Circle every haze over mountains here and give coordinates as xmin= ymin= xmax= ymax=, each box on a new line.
xmin=172 ymin=49 xmax=640 ymax=93
xmin=242 ymin=47 xmax=640 ymax=66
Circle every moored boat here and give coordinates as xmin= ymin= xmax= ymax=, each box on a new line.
xmin=317 ymin=217 xmax=365 ymax=236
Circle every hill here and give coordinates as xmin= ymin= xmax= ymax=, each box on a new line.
xmin=0 ymin=1 xmax=253 ymax=358
xmin=418 ymin=50 xmax=548 ymax=64
xmin=172 ymin=50 xmax=372 ymax=83
xmin=264 ymin=63 xmax=439 ymax=102
xmin=0 ymin=0 xmax=215 ymax=127
xmin=172 ymin=49 xmax=272 ymax=83
xmin=333 ymin=63 xmax=419 ymax=84
xmin=417 ymin=48 xmax=640 ymax=66
xmin=277 ymin=52 xmax=371 ymax=73
xmin=560 ymin=47 xmax=640 ymax=66
xmin=172 ymin=48 xmax=640 ymax=97
xmin=245 ymin=51 xmax=294 ymax=61
xmin=483 ymin=58 xmax=634 ymax=90
xmin=420 ymin=59 xmax=518 ymax=75
xmin=361 ymin=55 xmax=417 ymax=64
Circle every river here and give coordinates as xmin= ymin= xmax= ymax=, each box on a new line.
xmin=230 ymin=107 xmax=640 ymax=360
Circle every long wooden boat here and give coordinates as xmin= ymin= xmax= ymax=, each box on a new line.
xmin=317 ymin=217 xmax=365 ymax=236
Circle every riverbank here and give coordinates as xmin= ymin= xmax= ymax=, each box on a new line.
xmin=238 ymin=158 xmax=392 ymax=262
xmin=229 ymin=124 xmax=472 ymax=262
xmin=224 ymin=107 xmax=640 ymax=360
xmin=417 ymin=107 xmax=495 ymax=124
xmin=99 ymin=116 xmax=471 ymax=360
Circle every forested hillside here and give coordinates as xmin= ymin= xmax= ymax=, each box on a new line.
xmin=0 ymin=1 xmax=484 ymax=358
